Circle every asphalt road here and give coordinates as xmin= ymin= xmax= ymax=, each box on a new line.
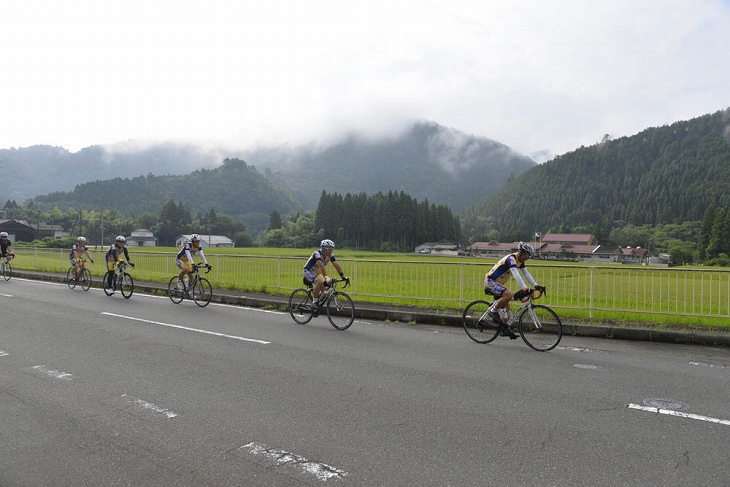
xmin=0 ymin=277 xmax=728 ymax=486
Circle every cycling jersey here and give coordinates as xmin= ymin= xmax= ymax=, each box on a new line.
xmin=176 ymin=242 xmax=207 ymax=265
xmin=303 ymin=249 xmax=336 ymax=276
xmin=0 ymin=240 xmax=12 ymax=257
xmin=106 ymin=243 xmax=130 ymax=262
xmin=486 ymin=252 xmax=537 ymax=289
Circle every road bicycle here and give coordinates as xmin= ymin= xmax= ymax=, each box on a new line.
xmin=1 ymin=254 xmax=13 ymax=281
xmin=462 ymin=288 xmax=562 ymax=351
xmin=66 ymin=258 xmax=93 ymax=291
xmin=103 ymin=261 xmax=135 ymax=298
xmin=288 ymin=278 xmax=355 ymax=330
xmin=167 ymin=263 xmax=213 ymax=307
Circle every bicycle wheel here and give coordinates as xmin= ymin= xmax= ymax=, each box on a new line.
xmin=462 ymin=300 xmax=499 ymax=344
xmin=103 ymin=271 xmax=115 ymax=295
xmin=326 ymin=291 xmax=355 ymax=330
xmin=288 ymin=288 xmax=314 ymax=324
xmin=81 ymin=268 xmax=92 ymax=291
xmin=168 ymin=276 xmax=184 ymax=304
xmin=519 ymin=304 xmax=562 ymax=351
xmin=120 ymin=273 xmax=134 ymax=299
xmin=66 ymin=267 xmax=77 ymax=289
xmin=192 ymin=278 xmax=212 ymax=307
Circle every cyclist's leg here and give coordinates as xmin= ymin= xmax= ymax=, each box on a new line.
xmin=105 ymin=259 xmax=116 ymax=288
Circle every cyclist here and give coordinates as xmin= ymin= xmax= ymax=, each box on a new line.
xmin=484 ymin=241 xmax=545 ymax=339
xmin=69 ymin=236 xmax=94 ymax=281
xmin=303 ymin=239 xmax=349 ymax=314
xmin=105 ymin=235 xmax=133 ymax=294
xmin=175 ymin=234 xmax=210 ymax=290
xmin=0 ymin=231 xmax=14 ymax=272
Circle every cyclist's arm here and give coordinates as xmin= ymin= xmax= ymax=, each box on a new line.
xmin=333 ymin=261 xmax=344 ymax=276
xmin=520 ymin=267 xmax=538 ymax=288
xmin=315 ymin=260 xmax=329 ymax=280
xmin=123 ymin=247 xmax=131 ymax=261
xmin=198 ymin=248 xmax=208 ymax=265
xmin=509 ymin=266 xmax=529 ymax=290
xmin=184 ymin=249 xmax=194 ymax=263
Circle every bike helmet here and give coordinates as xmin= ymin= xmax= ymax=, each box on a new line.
xmin=191 ymin=233 xmax=200 ymax=242
xmin=115 ymin=235 xmax=126 ymax=243
xmin=77 ymin=236 xmax=87 ymax=243
xmin=517 ymin=241 xmax=535 ymax=257
xmin=0 ymin=232 xmax=7 ymax=238
xmin=321 ymin=239 xmax=335 ymax=249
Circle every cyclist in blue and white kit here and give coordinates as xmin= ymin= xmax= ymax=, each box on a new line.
xmin=105 ymin=235 xmax=133 ymax=293
xmin=484 ymin=241 xmax=545 ymax=339
xmin=175 ymin=234 xmax=210 ymax=290
xmin=303 ymin=239 xmax=348 ymax=313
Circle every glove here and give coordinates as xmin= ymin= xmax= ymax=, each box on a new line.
xmin=90 ymin=259 xmax=94 ymax=264
xmin=128 ymin=261 xmax=134 ymax=268
xmin=535 ymin=285 xmax=546 ymax=293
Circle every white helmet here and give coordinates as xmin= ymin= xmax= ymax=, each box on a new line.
xmin=518 ymin=241 xmax=535 ymax=256
xmin=191 ymin=233 xmax=200 ymax=242
xmin=321 ymin=239 xmax=335 ymax=249
xmin=115 ymin=235 xmax=126 ymax=243
xmin=77 ymin=236 xmax=87 ymax=243
xmin=0 ymin=231 xmax=7 ymax=238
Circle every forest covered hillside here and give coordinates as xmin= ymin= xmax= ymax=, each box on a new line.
xmin=461 ymin=108 xmax=730 ymax=241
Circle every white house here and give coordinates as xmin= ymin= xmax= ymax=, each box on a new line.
xmin=175 ymin=234 xmax=234 ymax=248
xmin=125 ymin=228 xmax=158 ymax=247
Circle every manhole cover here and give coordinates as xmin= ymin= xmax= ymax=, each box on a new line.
xmin=643 ymin=398 xmax=686 ymax=410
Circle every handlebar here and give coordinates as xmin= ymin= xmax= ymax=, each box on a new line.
xmin=192 ymin=263 xmax=212 ymax=274
xmin=327 ymin=277 xmax=350 ymax=289
xmin=514 ymin=286 xmax=546 ymax=302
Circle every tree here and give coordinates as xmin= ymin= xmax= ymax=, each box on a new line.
xmin=268 ymin=209 xmax=282 ymax=231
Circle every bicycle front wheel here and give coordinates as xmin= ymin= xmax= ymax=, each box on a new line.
xmin=168 ymin=276 xmax=184 ymax=304
xmin=462 ymin=300 xmax=499 ymax=344
xmin=66 ymin=267 xmax=77 ymax=289
xmin=81 ymin=268 xmax=92 ymax=291
xmin=192 ymin=278 xmax=212 ymax=307
xmin=326 ymin=291 xmax=355 ymax=330
xmin=120 ymin=273 xmax=134 ymax=299
xmin=519 ymin=304 xmax=562 ymax=351
xmin=288 ymin=288 xmax=314 ymax=324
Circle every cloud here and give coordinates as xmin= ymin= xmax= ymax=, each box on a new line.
xmin=1 ymin=1 xmax=729 ymax=160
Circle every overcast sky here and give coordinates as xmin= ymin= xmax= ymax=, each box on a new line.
xmin=2 ymin=1 xmax=729 ymax=161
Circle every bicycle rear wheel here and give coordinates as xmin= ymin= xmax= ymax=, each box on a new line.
xmin=120 ymin=273 xmax=134 ymax=299
xmin=81 ymin=268 xmax=92 ymax=291
xmin=326 ymin=291 xmax=355 ymax=330
xmin=288 ymin=288 xmax=314 ymax=324
xmin=462 ymin=300 xmax=499 ymax=344
xmin=66 ymin=267 xmax=77 ymax=289
xmin=519 ymin=304 xmax=562 ymax=351
xmin=168 ymin=276 xmax=184 ymax=304
xmin=192 ymin=278 xmax=212 ymax=307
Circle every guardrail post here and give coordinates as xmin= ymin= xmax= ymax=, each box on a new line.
xmin=590 ymin=267 xmax=595 ymax=319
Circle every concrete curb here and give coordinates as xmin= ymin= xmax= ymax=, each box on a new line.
xmin=13 ymin=270 xmax=730 ymax=347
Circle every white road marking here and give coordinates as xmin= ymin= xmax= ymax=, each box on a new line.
xmin=628 ymin=403 xmax=730 ymax=426
xmin=31 ymin=365 xmax=73 ymax=380
xmin=0 ymin=292 xmax=12 ymax=297
xmin=689 ymin=361 xmax=727 ymax=369
xmin=121 ymin=394 xmax=177 ymax=419
xmin=240 ymin=442 xmax=347 ymax=481
xmin=0 ymin=350 xmax=9 ymax=357
xmin=101 ymin=312 xmax=270 ymax=344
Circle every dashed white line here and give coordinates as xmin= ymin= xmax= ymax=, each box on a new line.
xmin=628 ymin=403 xmax=730 ymax=426
xmin=31 ymin=365 xmax=73 ymax=380
xmin=101 ymin=312 xmax=270 ymax=344
xmin=240 ymin=442 xmax=347 ymax=481
xmin=121 ymin=394 xmax=177 ymax=419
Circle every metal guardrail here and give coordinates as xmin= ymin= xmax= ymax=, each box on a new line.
xmin=12 ymin=249 xmax=730 ymax=319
